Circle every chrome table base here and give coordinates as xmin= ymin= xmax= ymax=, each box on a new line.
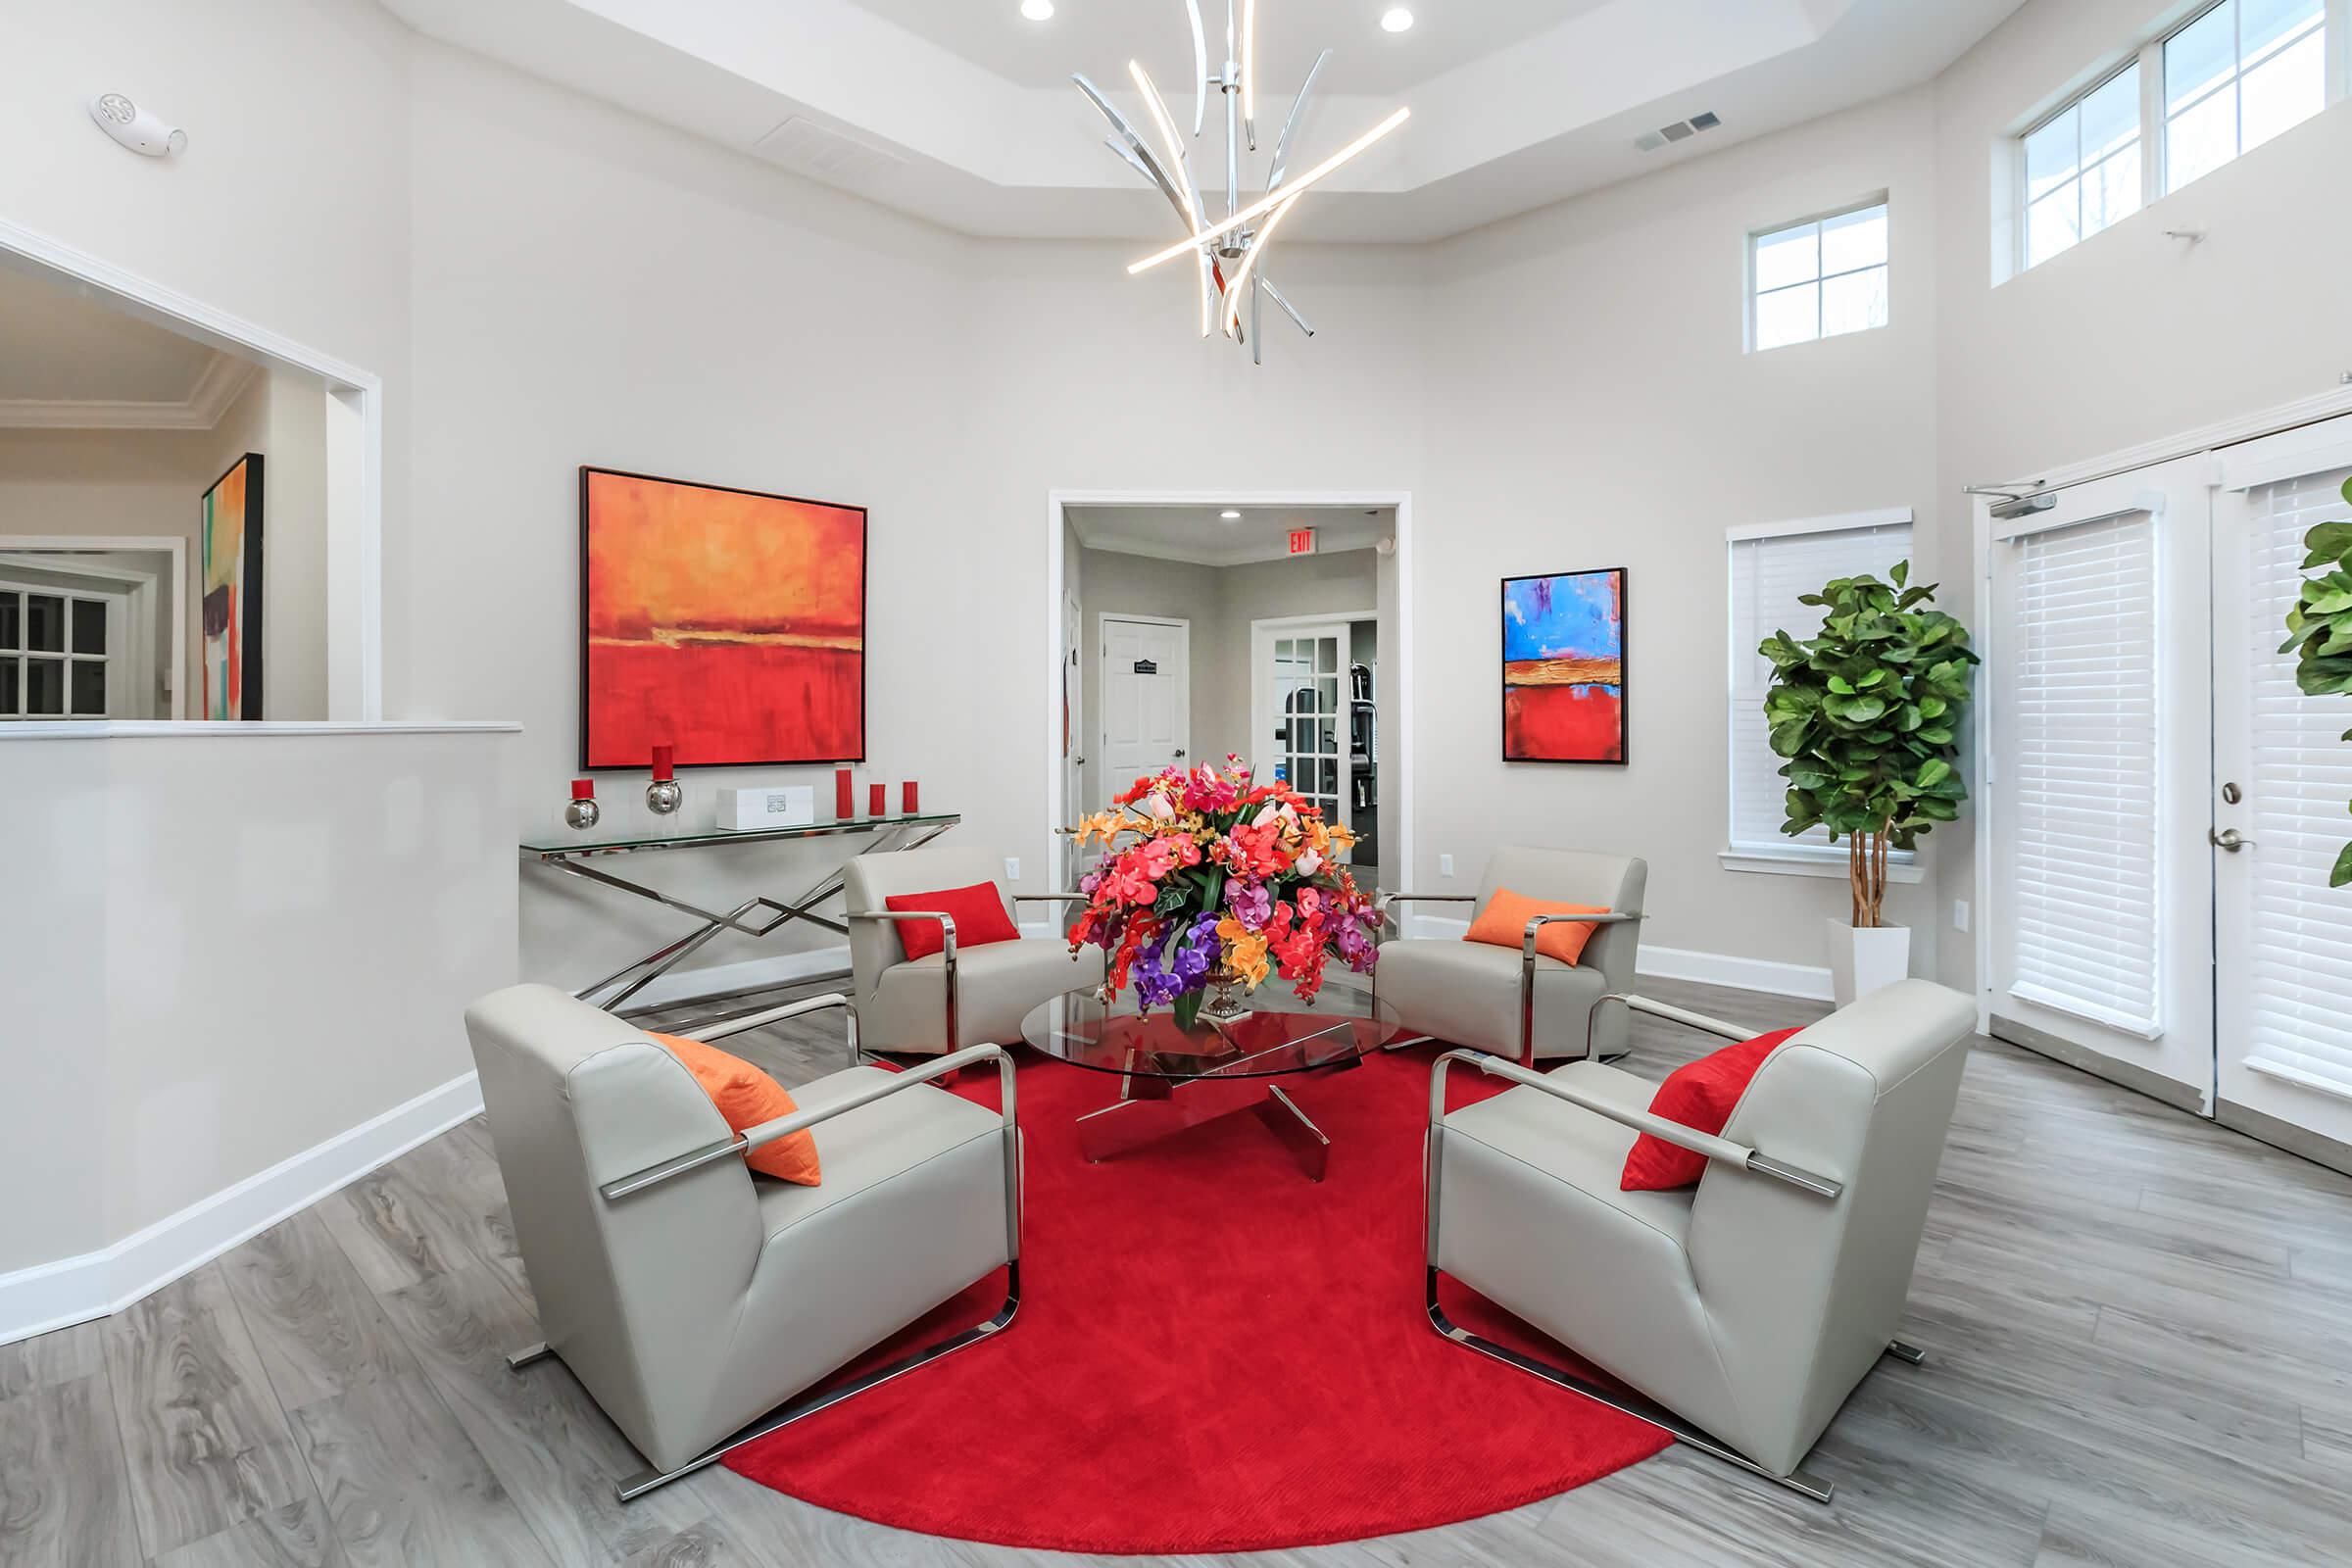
xmin=1074 ymin=1046 xmax=1352 ymax=1181
xmin=535 ymin=817 xmax=956 ymax=1011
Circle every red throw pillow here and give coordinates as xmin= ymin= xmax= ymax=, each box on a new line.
xmin=1619 ymin=1027 xmax=1803 ymax=1192
xmin=884 ymin=882 xmax=1019 ymax=961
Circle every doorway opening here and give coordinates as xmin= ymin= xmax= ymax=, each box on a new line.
xmin=0 ymin=220 xmax=384 ymax=719
xmin=1045 ymin=492 xmax=1411 ymax=900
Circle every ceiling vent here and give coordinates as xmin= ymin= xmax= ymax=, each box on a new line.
xmin=752 ymin=116 xmax=906 ymax=191
xmin=1635 ymin=111 xmax=1722 ymax=153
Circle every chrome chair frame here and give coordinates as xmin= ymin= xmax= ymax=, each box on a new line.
xmin=845 ymin=892 xmax=1090 ymax=1061
xmin=1374 ymin=894 xmax=1646 ymax=1065
xmin=506 ymin=992 xmax=1024 ymax=1502
xmin=1421 ymin=995 xmax=1930 ymax=1504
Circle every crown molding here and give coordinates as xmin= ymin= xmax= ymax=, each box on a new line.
xmin=0 ymin=350 xmax=255 ymax=431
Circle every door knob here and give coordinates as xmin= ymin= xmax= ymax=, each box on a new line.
xmin=1174 ymin=749 xmax=1187 ymax=758
xmin=2209 ymin=827 xmax=2254 ymax=852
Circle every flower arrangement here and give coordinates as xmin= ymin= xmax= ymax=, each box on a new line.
xmin=1067 ymin=757 xmax=1381 ymax=1029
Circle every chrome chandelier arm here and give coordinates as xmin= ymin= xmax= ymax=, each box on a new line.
xmin=1073 ymin=74 xmax=1191 ymax=221
xmin=1185 ymin=0 xmax=1208 ymax=136
xmin=1257 ymin=275 xmax=1314 ymax=338
xmin=1266 ymin=46 xmax=1330 ymax=193
xmin=1429 ymin=1049 xmax=1843 ymax=1200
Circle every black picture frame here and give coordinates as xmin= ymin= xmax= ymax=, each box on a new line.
xmin=577 ymin=465 xmax=869 ymax=772
xmin=200 ymin=452 xmax=265 ymax=720
xmin=1498 ymin=565 xmax=1628 ymax=765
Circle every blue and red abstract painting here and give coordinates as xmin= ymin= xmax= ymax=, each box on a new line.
xmin=1501 ymin=567 xmax=1626 ymax=762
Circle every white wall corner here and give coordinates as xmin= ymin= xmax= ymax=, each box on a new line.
xmin=0 ymin=1070 xmax=483 ymax=1348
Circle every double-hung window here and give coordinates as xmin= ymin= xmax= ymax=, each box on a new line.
xmin=1724 ymin=511 xmax=1917 ymax=875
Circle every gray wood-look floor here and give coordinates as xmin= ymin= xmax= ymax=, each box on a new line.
xmin=7 ymin=975 xmax=2352 ymax=1567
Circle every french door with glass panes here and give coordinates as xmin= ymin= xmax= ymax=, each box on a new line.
xmin=1985 ymin=416 xmax=2352 ymax=1156
xmin=1254 ymin=620 xmax=1351 ymax=835
xmin=0 ymin=579 xmax=122 ymax=721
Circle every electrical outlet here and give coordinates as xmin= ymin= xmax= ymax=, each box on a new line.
xmin=1439 ymin=853 xmax=1455 ymax=878
xmin=1951 ymin=900 xmax=1971 ymax=934
xmin=1004 ymin=857 xmax=1020 ymax=883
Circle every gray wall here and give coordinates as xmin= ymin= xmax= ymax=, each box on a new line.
xmin=1074 ymin=544 xmax=1380 ymax=810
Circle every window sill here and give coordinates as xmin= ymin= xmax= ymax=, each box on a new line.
xmin=1719 ymin=846 xmax=1925 ymax=884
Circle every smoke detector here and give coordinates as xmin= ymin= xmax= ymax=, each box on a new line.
xmin=89 ymin=93 xmax=186 ymax=157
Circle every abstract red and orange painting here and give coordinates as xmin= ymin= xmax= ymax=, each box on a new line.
xmin=580 ymin=468 xmax=865 ymax=769
xmin=1501 ymin=567 xmax=1626 ymax=763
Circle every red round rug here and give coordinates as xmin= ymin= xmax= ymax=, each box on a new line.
xmin=723 ymin=1044 xmax=1672 ymax=1552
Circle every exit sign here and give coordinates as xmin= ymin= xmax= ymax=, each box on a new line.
xmin=1287 ymin=527 xmax=1317 ymax=556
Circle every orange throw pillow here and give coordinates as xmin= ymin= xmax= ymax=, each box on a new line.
xmin=648 ymin=1032 xmax=820 ymax=1186
xmin=1464 ymin=888 xmax=1608 ymax=967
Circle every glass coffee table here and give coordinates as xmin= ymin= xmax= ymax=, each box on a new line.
xmin=1021 ymin=983 xmax=1403 ymax=1181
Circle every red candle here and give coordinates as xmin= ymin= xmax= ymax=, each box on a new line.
xmin=902 ymin=779 xmax=919 ymax=813
xmin=835 ymin=767 xmax=855 ymax=819
xmin=570 ymin=778 xmax=594 ymax=800
xmin=650 ymin=745 xmax=674 ymax=781
xmin=869 ymin=782 xmax=887 ymax=817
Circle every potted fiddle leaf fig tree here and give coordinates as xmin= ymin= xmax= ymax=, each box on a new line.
xmin=1760 ymin=561 xmax=1978 ymax=1004
xmin=2278 ymin=486 xmax=2352 ymax=888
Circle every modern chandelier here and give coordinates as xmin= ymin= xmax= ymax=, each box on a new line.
xmin=1072 ymin=1 xmax=1410 ymax=364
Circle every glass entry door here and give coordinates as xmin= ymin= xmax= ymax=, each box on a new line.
xmin=1255 ymin=621 xmax=1351 ymax=835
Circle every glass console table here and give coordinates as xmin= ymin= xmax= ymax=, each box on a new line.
xmin=521 ymin=809 xmax=958 ymax=1009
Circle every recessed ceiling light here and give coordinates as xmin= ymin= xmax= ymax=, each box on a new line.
xmin=1219 ymin=510 xmax=1243 ymax=520
xmin=1380 ymin=8 xmax=1414 ymax=32
xmin=1021 ymin=0 xmax=1054 ymax=21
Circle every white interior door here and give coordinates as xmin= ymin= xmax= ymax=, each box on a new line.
xmin=1253 ymin=620 xmax=1351 ymax=835
xmin=1100 ymin=615 xmax=1189 ymax=791
xmin=2212 ymin=422 xmax=2352 ymax=1149
xmin=1063 ymin=588 xmax=1085 ymax=883
xmin=1984 ymin=460 xmax=2216 ymax=1104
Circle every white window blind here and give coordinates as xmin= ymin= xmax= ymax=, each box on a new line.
xmin=2239 ymin=467 xmax=2352 ymax=1097
xmin=1727 ymin=518 xmax=1915 ymax=855
xmin=2005 ymin=511 xmax=2162 ymax=1035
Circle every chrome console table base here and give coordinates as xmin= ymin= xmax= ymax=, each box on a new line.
xmin=523 ymin=814 xmax=959 ymax=1010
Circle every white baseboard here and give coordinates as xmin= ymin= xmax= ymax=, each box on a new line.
xmin=1636 ymin=943 xmax=1833 ymax=1003
xmin=1399 ymin=916 xmax=1832 ymax=1003
xmin=0 ymin=1070 xmax=483 ymax=1348
xmin=621 ymin=944 xmax=854 ymax=1009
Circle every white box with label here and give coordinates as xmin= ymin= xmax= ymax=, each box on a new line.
xmin=718 ymin=784 xmax=816 ymax=830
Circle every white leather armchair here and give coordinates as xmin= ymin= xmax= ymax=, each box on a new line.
xmin=466 ymin=982 xmax=1021 ymax=1500
xmin=843 ymin=845 xmax=1104 ymax=1055
xmin=1376 ymin=847 xmax=1647 ymax=1066
xmin=1424 ymin=979 xmax=1976 ymax=1501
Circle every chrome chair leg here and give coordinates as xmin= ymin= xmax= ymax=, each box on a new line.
xmin=506 ymin=1342 xmax=552 ymax=1370
xmin=1423 ymin=1267 xmax=1834 ymax=1504
xmin=612 ymin=1265 xmax=1021 ymax=1502
xmin=1886 ymin=1339 xmax=1927 ymax=1365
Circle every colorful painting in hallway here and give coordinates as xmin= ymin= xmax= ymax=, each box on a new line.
xmin=201 ymin=453 xmax=266 ymax=719
xmin=580 ymin=467 xmax=865 ymax=769
xmin=1501 ymin=567 xmax=1625 ymax=762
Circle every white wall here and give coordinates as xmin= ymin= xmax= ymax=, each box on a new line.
xmin=0 ymin=725 xmax=517 ymax=1338
xmin=1418 ymin=90 xmax=1944 ymax=978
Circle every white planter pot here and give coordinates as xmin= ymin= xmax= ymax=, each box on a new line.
xmin=1825 ymin=919 xmax=1910 ymax=1007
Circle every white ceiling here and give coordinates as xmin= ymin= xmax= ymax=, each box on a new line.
xmin=378 ymin=0 xmax=2028 ymax=242
xmin=842 ymin=0 xmax=1612 ymax=95
xmin=0 ymin=266 xmax=256 ymax=428
xmin=1068 ymin=502 xmax=1391 ymax=566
